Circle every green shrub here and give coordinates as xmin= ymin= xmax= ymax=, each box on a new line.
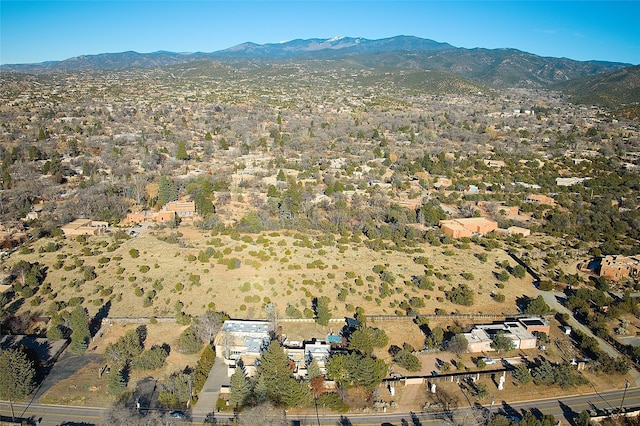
xmin=445 ymin=284 xmax=474 ymax=306
xmin=132 ymin=345 xmax=169 ymax=370
xmin=179 ymin=327 xmax=203 ymax=354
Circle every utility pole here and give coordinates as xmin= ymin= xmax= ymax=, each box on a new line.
xmin=619 ymin=379 xmax=630 ymax=415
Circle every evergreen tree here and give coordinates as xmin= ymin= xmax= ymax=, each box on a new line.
xmin=512 ymin=363 xmax=533 ymax=384
xmin=348 ymin=326 xmax=388 ymax=356
xmin=447 ymin=333 xmax=469 ymax=357
xmin=279 ymin=377 xmax=311 ymax=407
xmin=230 ymin=366 xmax=252 ymax=408
xmin=256 ymin=340 xmax=295 ymax=406
xmin=46 ymin=313 xmax=66 ymax=340
xmin=158 ymin=175 xmax=177 ymax=207
xmin=176 ymin=140 xmax=189 ymax=160
xmin=314 ymin=296 xmax=331 ymax=327
xmin=179 ymin=326 xmax=203 ymax=354
xmin=193 ymin=344 xmax=216 ymax=393
xmin=524 ymin=295 xmax=551 ymax=316
xmin=0 ymin=348 xmax=36 ymax=402
xmin=306 ymin=358 xmax=322 ymax=380
xmin=68 ymin=305 xmax=90 ymax=354
xmin=194 ymin=192 xmax=215 ymax=217
xmin=491 ymin=332 xmax=515 ymax=353
xmin=107 ymin=367 xmax=126 ymax=395
xmin=158 ymin=372 xmax=192 ymax=409
xmin=344 ymin=353 xmax=387 ymax=391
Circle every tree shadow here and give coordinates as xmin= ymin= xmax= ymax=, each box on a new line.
xmin=559 ymin=400 xmax=577 ymax=425
xmin=337 ymin=415 xmax=352 ymax=425
xmin=134 ymin=376 xmax=159 ymax=410
xmin=500 ymin=400 xmax=520 ymax=420
xmin=90 ymin=300 xmax=111 ymax=335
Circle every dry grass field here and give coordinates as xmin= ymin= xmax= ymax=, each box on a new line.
xmin=11 ymin=223 xmax=540 ymax=322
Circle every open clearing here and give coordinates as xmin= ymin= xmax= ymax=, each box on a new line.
xmin=39 ymin=321 xmax=200 ymax=406
xmin=12 ymin=223 xmax=539 ymax=322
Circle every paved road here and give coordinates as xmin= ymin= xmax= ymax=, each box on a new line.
xmin=0 ymin=401 xmax=104 ymax=425
xmin=7 ymin=387 xmax=639 ymax=425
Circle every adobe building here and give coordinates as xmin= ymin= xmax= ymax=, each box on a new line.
xmin=524 ymin=194 xmax=555 ymax=206
xmin=61 ymin=219 xmax=109 ymax=236
xmin=439 ymin=217 xmax=498 ymax=239
xmin=599 ymin=255 xmax=640 ymax=281
xmin=124 ymin=200 xmax=196 ymax=225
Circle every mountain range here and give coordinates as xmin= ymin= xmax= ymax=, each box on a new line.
xmin=2 ymin=35 xmax=639 ymax=106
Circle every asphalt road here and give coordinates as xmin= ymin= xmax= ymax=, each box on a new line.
xmin=4 ymin=387 xmax=640 ymax=426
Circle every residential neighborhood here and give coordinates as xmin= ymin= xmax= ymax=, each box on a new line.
xmin=0 ymin=33 xmax=638 ymax=426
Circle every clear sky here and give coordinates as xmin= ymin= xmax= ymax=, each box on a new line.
xmin=1 ymin=1 xmax=639 ymax=65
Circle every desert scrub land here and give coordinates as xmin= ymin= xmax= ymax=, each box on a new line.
xmin=8 ymin=223 xmax=538 ymax=321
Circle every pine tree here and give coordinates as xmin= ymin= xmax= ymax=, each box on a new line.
xmin=314 ymin=296 xmax=331 ymax=327
xmin=68 ymin=305 xmax=90 ymax=354
xmin=0 ymin=348 xmax=35 ymax=401
xmin=107 ymin=367 xmax=126 ymax=394
xmin=306 ymin=358 xmax=322 ymax=380
xmin=256 ymin=340 xmax=294 ymax=406
xmin=176 ymin=140 xmax=189 ymax=160
xmin=158 ymin=175 xmax=177 ymax=207
xmin=193 ymin=344 xmax=216 ymax=393
xmin=230 ymin=366 xmax=252 ymax=408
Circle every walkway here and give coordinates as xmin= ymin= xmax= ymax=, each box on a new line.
xmin=191 ymin=357 xmax=229 ymax=422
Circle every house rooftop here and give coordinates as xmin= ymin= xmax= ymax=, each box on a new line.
xmin=222 ymin=319 xmax=271 ymax=334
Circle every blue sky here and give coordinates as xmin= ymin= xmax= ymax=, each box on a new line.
xmin=1 ymin=1 xmax=639 ymax=65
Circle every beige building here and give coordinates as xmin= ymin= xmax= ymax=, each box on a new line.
xmin=463 ymin=317 xmax=547 ymax=353
xmin=61 ymin=219 xmax=109 ymax=236
xmin=524 ymin=194 xmax=555 ymax=206
xmin=439 ymin=217 xmax=498 ymax=239
xmin=494 ymin=226 xmax=531 ymax=237
xmin=124 ymin=200 xmax=196 ymax=225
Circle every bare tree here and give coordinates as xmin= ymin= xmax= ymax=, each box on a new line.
xmin=237 ymin=403 xmax=288 ymax=426
xmin=193 ymin=311 xmax=223 ymax=344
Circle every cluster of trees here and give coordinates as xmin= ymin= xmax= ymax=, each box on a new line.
xmin=389 ymin=343 xmax=422 ymax=372
xmin=10 ymin=260 xmax=46 ymax=298
xmin=46 ymin=304 xmax=91 ymax=354
xmin=103 ymin=325 xmax=168 ymax=394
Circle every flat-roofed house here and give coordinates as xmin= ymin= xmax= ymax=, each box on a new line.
xmin=61 ymin=219 xmax=109 ymax=236
xmin=439 ymin=217 xmax=498 ymax=239
xmin=525 ymin=194 xmax=555 ymax=206
xmin=462 ymin=318 xmax=544 ymax=353
xmin=600 ymin=255 xmax=640 ymax=281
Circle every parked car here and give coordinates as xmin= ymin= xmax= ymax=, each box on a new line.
xmin=169 ymin=411 xmax=187 ymax=419
xmin=481 ymin=357 xmax=496 ymax=365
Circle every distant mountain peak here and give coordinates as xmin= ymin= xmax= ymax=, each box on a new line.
xmin=0 ymin=35 xmax=633 ymax=101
